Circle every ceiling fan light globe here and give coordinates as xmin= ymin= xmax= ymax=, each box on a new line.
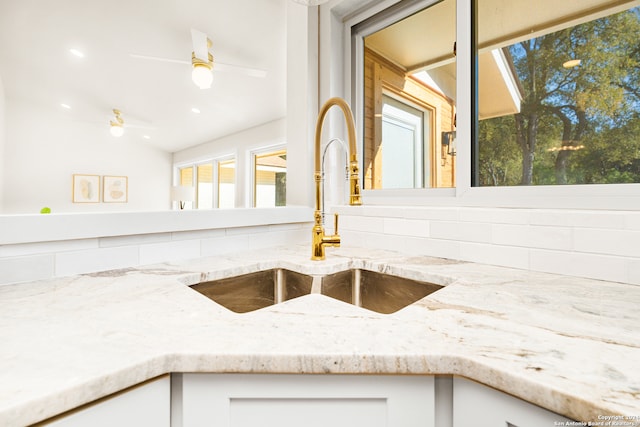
xmin=110 ymin=123 xmax=124 ymax=137
xmin=192 ymin=64 xmax=213 ymax=89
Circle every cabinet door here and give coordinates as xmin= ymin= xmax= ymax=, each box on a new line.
xmin=453 ymin=377 xmax=574 ymax=427
xmin=174 ymin=373 xmax=434 ymax=427
xmin=41 ymin=375 xmax=170 ymax=427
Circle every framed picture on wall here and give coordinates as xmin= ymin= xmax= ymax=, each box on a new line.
xmin=72 ymin=174 xmax=100 ymax=203
xmin=103 ymin=176 xmax=128 ymax=203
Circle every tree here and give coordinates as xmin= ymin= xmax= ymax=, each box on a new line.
xmin=479 ymin=6 xmax=640 ymax=186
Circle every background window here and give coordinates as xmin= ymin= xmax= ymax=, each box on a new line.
xmin=178 ymin=166 xmax=195 ymax=209
xmin=218 ymin=159 xmax=235 ymax=208
xmin=196 ymin=163 xmax=213 ymax=209
xmin=254 ymin=150 xmax=286 ymax=207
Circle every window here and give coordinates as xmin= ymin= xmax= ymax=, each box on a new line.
xmin=176 ymin=156 xmax=236 ymax=209
xmin=347 ymin=0 xmax=640 ymax=208
xmin=196 ymin=163 xmax=213 ymax=209
xmin=254 ymin=149 xmax=287 ymax=207
xmin=218 ymin=159 xmax=236 ymax=208
xmin=476 ymin=1 xmax=640 ymax=186
xmin=358 ymin=0 xmax=456 ymax=190
xmin=178 ymin=166 xmax=195 ymax=209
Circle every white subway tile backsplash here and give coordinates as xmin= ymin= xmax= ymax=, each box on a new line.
xmin=574 ymin=228 xmax=640 ymax=257
xmin=404 ymin=236 xmax=461 ymax=259
xmin=492 ymin=224 xmax=572 ymax=250
xmin=2 ymin=208 xmax=640 ymax=286
xmin=383 ymin=218 xmax=429 ymax=237
xmin=55 ymin=246 xmax=139 ymax=277
xmin=201 ymin=235 xmax=250 ymax=257
xmin=624 ymin=213 xmax=640 ymax=231
xmin=99 ymin=233 xmax=171 ymax=248
xmin=430 ymin=221 xmax=492 ymax=243
xmin=530 ymin=249 xmax=628 ymax=283
xmin=342 ymin=230 xmax=406 ymax=253
xmin=530 ymin=210 xmax=627 ymax=229
xmin=459 ymin=208 xmax=530 ymax=224
xmin=340 ymin=215 xmax=385 ymax=233
xmin=628 ymin=260 xmax=640 ymax=285
xmin=267 ymin=222 xmax=309 ymax=232
xmin=0 ymin=239 xmax=98 ymax=257
xmin=459 ymin=242 xmax=529 ymax=269
xmin=248 ymin=229 xmax=308 ymax=250
xmin=400 ymin=207 xmax=460 ymax=221
xmin=225 ymin=225 xmax=269 ymax=236
xmin=139 ymin=239 xmax=201 ymax=265
xmin=0 ymin=255 xmax=55 ymax=285
xmin=171 ymin=229 xmax=226 ymax=241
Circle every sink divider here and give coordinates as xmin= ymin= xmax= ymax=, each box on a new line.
xmin=275 ymin=269 xmax=285 ymax=304
xmin=352 ymin=269 xmax=362 ymax=308
xmin=310 ymin=275 xmax=323 ymax=294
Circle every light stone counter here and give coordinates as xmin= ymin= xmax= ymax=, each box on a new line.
xmin=1 ymin=245 xmax=639 ymax=426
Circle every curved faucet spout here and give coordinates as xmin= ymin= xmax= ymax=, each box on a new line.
xmin=321 ymin=137 xmax=349 ymax=226
xmin=312 ymin=97 xmax=363 ymax=261
xmin=314 ymin=97 xmax=362 ymax=210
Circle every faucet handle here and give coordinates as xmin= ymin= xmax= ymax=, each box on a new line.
xmin=334 ymin=213 xmax=339 ymax=235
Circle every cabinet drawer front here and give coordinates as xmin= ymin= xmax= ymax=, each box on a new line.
xmin=174 ymin=373 xmax=435 ymax=427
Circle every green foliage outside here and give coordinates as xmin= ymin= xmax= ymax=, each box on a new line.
xmin=478 ymin=7 xmax=640 ymax=186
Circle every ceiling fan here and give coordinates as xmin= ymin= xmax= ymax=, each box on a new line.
xmin=129 ymin=29 xmax=267 ymax=89
xmin=106 ymin=109 xmax=156 ymax=137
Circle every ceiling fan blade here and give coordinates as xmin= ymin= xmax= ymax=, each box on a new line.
xmin=191 ymin=28 xmax=209 ymax=60
xmin=215 ymin=62 xmax=267 ymax=78
xmin=129 ymin=53 xmax=189 ymax=65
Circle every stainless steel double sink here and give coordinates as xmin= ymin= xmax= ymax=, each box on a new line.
xmin=189 ymin=269 xmax=442 ymax=314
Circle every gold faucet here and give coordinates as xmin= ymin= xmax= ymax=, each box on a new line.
xmin=312 ymin=97 xmax=362 ymax=260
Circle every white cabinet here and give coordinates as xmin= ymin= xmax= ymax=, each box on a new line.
xmin=453 ymin=377 xmax=574 ymax=427
xmin=41 ymin=375 xmax=170 ymax=427
xmin=172 ymin=373 xmax=435 ymax=427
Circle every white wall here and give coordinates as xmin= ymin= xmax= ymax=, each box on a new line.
xmin=173 ymin=118 xmax=286 ymax=208
xmin=2 ymin=98 xmax=172 ymax=214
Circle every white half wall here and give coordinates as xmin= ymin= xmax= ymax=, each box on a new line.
xmin=2 ymin=98 xmax=172 ymax=214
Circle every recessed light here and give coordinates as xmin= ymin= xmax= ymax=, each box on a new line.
xmin=143 ymin=135 xmax=151 ymax=140
xmin=60 ymin=103 xmax=71 ymax=109
xmin=191 ymin=107 xmax=201 ymax=114
xmin=69 ymin=48 xmax=84 ymax=58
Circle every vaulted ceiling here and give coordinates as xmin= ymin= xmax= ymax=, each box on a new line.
xmin=0 ymin=0 xmax=287 ymax=152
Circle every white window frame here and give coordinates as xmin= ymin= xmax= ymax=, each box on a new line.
xmin=339 ymin=0 xmax=640 ymax=210
xmin=173 ymin=153 xmax=236 ymax=209
xmin=215 ymin=155 xmax=237 ymax=209
xmin=248 ymin=143 xmax=287 ymax=208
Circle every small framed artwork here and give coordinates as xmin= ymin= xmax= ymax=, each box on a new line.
xmin=72 ymin=174 xmax=100 ymax=203
xmin=103 ymin=176 xmax=128 ymax=203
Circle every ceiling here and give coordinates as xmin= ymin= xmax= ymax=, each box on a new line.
xmin=0 ymin=0 xmax=287 ymax=153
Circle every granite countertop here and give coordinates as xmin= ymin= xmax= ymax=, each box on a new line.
xmin=1 ymin=245 xmax=639 ymax=426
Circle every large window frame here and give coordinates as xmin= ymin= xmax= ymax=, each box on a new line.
xmin=174 ymin=154 xmax=236 ymax=210
xmin=249 ymin=144 xmax=287 ymax=208
xmin=343 ymin=0 xmax=640 ymax=210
